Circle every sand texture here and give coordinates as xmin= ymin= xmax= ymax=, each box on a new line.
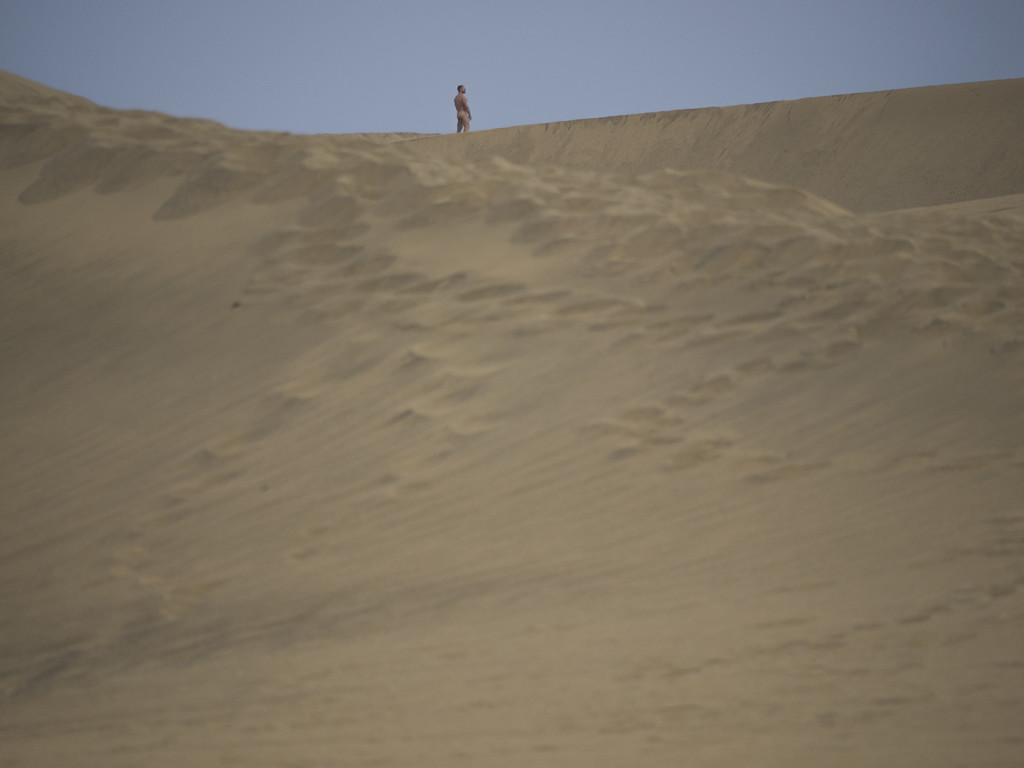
xmin=2 ymin=69 xmax=1023 ymax=766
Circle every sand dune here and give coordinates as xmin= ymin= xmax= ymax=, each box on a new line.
xmin=2 ymin=69 xmax=1023 ymax=766
xmin=406 ymin=78 xmax=1024 ymax=213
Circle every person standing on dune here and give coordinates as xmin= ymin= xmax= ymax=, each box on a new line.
xmin=455 ymin=85 xmax=471 ymax=133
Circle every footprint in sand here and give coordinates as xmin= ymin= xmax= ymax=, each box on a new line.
xmin=159 ymin=579 xmax=224 ymax=620
xmin=107 ymin=544 xmax=155 ymax=583
xmin=457 ymin=282 xmax=528 ymax=302
xmin=158 ymin=446 xmax=246 ymax=504
xmin=295 ymin=194 xmax=361 ymax=227
xmin=930 ymin=452 xmax=1015 ymax=472
xmin=686 ymin=373 xmax=737 ymax=401
xmin=771 ymin=334 xmax=864 ymax=373
xmin=665 ymin=438 xmax=734 ymax=470
xmin=353 ymin=271 xmax=428 ymax=293
xmin=582 ymin=403 xmax=741 ymax=465
xmin=639 ymin=314 xmax=715 ymax=343
xmin=335 ymin=251 xmax=397 ymax=277
xmin=504 ymin=289 xmax=572 ymax=306
xmin=106 ymin=543 xmax=216 ymax=622
xmin=740 ymin=456 xmax=832 ymax=484
xmin=555 ymin=297 xmax=630 ymax=316
xmin=665 ymin=372 xmax=741 ymax=408
xmin=234 ymin=392 xmax=313 ymax=443
xmin=736 ymin=357 xmax=775 ymax=375
xmin=287 ymin=243 xmax=366 ymax=267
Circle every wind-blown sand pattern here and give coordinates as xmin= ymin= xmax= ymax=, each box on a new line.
xmin=2 ymin=69 xmax=1023 ymax=766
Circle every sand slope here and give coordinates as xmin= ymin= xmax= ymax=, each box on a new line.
xmin=407 ymin=78 xmax=1024 ymax=212
xmin=2 ymin=70 xmax=1023 ymax=766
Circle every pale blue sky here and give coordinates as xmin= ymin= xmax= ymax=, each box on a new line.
xmin=2 ymin=0 xmax=1022 ymax=135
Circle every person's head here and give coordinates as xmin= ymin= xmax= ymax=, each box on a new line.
xmin=457 ymin=85 xmax=465 ymax=94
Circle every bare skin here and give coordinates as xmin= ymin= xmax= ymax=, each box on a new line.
xmin=455 ymin=85 xmax=471 ymax=133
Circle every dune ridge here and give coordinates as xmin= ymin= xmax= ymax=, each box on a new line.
xmin=2 ymin=70 xmax=1023 ymax=766
xmin=406 ymin=78 xmax=1024 ymax=212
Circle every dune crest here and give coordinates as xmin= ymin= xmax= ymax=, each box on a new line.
xmin=2 ymin=70 xmax=1023 ymax=767
xmin=406 ymin=78 xmax=1024 ymax=213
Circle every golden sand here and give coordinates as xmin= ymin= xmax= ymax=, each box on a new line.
xmin=2 ymin=69 xmax=1023 ymax=766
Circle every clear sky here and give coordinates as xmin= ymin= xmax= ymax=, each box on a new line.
xmin=2 ymin=0 xmax=1022 ymax=136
